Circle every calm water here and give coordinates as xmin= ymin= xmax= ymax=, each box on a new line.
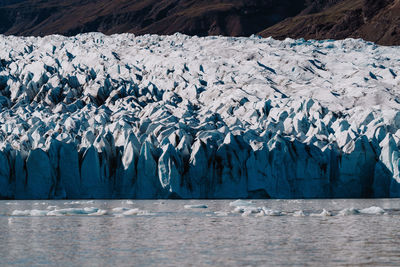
xmin=0 ymin=199 xmax=400 ymax=266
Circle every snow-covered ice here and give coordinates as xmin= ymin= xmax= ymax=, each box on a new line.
xmin=0 ymin=33 xmax=399 ymax=199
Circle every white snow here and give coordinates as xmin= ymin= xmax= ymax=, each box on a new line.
xmin=0 ymin=33 xmax=399 ymax=199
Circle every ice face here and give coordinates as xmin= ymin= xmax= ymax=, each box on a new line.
xmin=0 ymin=33 xmax=399 ymax=199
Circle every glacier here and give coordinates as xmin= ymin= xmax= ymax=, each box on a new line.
xmin=0 ymin=33 xmax=399 ymax=199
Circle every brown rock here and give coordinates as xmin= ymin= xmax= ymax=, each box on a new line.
xmin=0 ymin=0 xmax=399 ymax=45
xmin=259 ymin=0 xmax=400 ymax=45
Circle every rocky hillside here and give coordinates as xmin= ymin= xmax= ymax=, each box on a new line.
xmin=0 ymin=0 xmax=399 ymax=45
xmin=0 ymin=0 xmax=306 ymax=37
xmin=260 ymin=0 xmax=400 ymax=46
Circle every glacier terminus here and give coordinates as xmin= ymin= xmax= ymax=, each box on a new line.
xmin=0 ymin=33 xmax=399 ymax=199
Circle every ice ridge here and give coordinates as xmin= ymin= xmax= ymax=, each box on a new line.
xmin=0 ymin=33 xmax=399 ymax=199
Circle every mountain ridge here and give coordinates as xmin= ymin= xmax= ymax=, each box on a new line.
xmin=0 ymin=0 xmax=399 ymax=45
xmin=260 ymin=0 xmax=400 ymax=46
xmin=0 ymin=0 xmax=306 ymax=37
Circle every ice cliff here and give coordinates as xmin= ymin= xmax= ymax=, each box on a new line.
xmin=0 ymin=33 xmax=399 ymax=199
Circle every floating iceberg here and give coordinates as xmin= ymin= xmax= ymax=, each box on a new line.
xmin=0 ymin=33 xmax=399 ymax=199
xmin=11 ymin=206 xmax=149 ymax=216
xmin=359 ymin=206 xmax=385 ymax=214
xmin=338 ymin=208 xmax=360 ymax=216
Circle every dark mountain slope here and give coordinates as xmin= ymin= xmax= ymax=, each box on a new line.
xmin=259 ymin=0 xmax=400 ymax=45
xmin=0 ymin=0 xmax=306 ymax=37
xmin=0 ymin=0 xmax=399 ymax=45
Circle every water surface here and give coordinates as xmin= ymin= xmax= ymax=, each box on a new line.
xmin=1 ymin=199 xmax=400 ymax=266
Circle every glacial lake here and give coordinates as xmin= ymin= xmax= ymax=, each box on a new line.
xmin=0 ymin=199 xmax=400 ymax=266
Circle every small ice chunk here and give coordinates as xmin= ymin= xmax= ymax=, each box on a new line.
xmin=262 ymin=208 xmax=282 ymax=216
xmin=83 ymin=207 xmax=99 ymax=213
xmin=122 ymin=208 xmax=141 ymax=215
xmin=234 ymin=205 xmax=266 ymax=217
xmin=229 ymin=200 xmax=254 ymax=207
xmin=233 ymin=206 xmax=261 ymax=214
xmin=122 ymin=200 xmax=134 ymax=205
xmin=242 ymin=210 xmax=253 ymax=217
xmin=232 ymin=207 xmax=243 ymax=213
xmin=30 ymin=210 xmax=49 ymax=216
xmin=88 ymin=209 xmax=108 ymax=216
xmin=293 ymin=210 xmax=306 ymax=217
xmin=64 ymin=201 xmax=80 ymax=205
xmin=320 ymin=209 xmax=332 ymax=216
xmin=112 ymin=207 xmax=130 ymax=213
xmin=184 ymin=204 xmax=208 ymax=209
xmin=255 ymin=210 xmax=265 ymax=217
xmin=311 ymin=209 xmax=332 ymax=216
xmin=338 ymin=208 xmax=359 ymax=216
xmin=359 ymin=206 xmax=385 ymax=214
xmin=46 ymin=207 xmax=100 ymax=216
xmin=12 ymin=210 xmax=28 ymax=216
xmin=121 ymin=209 xmax=153 ymax=216
xmin=12 ymin=209 xmax=48 ymax=216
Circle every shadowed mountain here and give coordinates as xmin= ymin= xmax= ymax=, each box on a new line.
xmin=259 ymin=0 xmax=400 ymax=45
xmin=0 ymin=0 xmax=399 ymax=45
xmin=0 ymin=0 xmax=306 ymax=37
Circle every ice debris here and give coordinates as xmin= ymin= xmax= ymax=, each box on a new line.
xmin=293 ymin=210 xmax=306 ymax=217
xmin=338 ymin=208 xmax=360 ymax=216
xmin=184 ymin=204 xmax=208 ymax=209
xmin=0 ymin=33 xmax=398 ymax=198
xmin=359 ymin=206 xmax=385 ymax=214
xmin=229 ymin=200 xmax=254 ymax=207
xmin=311 ymin=209 xmax=333 ymax=217
xmin=11 ymin=206 xmax=151 ymax=216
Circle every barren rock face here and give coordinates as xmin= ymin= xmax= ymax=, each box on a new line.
xmin=1 ymin=1 xmax=400 ymax=45
xmin=362 ymin=0 xmax=391 ymax=19
xmin=0 ymin=33 xmax=400 ymax=199
xmin=0 ymin=0 xmax=306 ymax=37
xmin=260 ymin=0 xmax=400 ymax=45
